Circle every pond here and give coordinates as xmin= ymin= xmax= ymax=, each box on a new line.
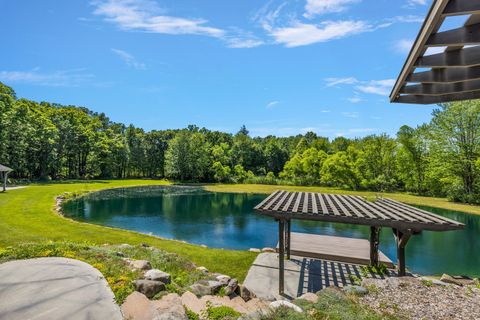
xmin=63 ymin=186 xmax=480 ymax=277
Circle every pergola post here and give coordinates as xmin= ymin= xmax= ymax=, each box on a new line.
xmin=369 ymin=226 xmax=381 ymax=267
xmin=278 ymin=219 xmax=285 ymax=295
xmin=286 ymin=219 xmax=291 ymax=260
xmin=393 ymin=228 xmax=412 ymax=276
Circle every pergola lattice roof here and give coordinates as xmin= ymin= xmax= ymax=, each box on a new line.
xmin=0 ymin=164 xmax=12 ymax=172
xmin=254 ymin=190 xmax=464 ymax=232
xmin=390 ymin=0 xmax=480 ymax=104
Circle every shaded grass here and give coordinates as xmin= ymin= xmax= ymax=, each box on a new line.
xmin=0 ymin=180 xmax=256 ymax=281
xmin=204 ymin=183 xmax=480 ymax=216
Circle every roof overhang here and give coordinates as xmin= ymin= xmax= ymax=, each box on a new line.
xmin=390 ymin=0 xmax=480 ymax=104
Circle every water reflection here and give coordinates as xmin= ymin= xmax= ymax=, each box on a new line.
xmin=63 ymin=186 xmax=480 ymax=277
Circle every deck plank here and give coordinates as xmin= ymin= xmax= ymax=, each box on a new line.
xmin=276 ymin=232 xmax=394 ymax=268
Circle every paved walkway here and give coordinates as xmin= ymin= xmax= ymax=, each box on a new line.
xmin=0 ymin=258 xmax=122 ymax=320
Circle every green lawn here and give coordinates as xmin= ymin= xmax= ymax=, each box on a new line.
xmin=1 ymin=180 xmax=479 ymax=283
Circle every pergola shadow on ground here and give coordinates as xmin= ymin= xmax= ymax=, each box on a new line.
xmin=244 ymin=253 xmax=399 ymax=300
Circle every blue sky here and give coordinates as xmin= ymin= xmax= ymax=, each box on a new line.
xmin=0 ymin=0 xmax=441 ymax=138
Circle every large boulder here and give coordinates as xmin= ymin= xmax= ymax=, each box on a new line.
xmin=239 ymin=285 xmax=255 ymax=302
xmin=151 ymin=293 xmax=188 ymax=320
xmin=440 ymin=274 xmax=475 ymax=286
xmin=121 ymin=292 xmax=155 ymax=320
xmin=127 ymin=259 xmax=152 ymax=271
xmin=269 ymin=300 xmax=303 ymax=313
xmin=134 ymin=280 xmax=166 ymax=298
xmin=224 ymin=278 xmax=238 ymax=296
xmin=189 ymin=280 xmax=223 ymax=297
xmin=144 ymin=269 xmax=171 ymax=284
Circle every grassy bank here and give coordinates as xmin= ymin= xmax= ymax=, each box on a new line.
xmin=205 ymin=184 xmax=480 ymax=216
xmin=0 ymin=180 xmax=256 ymax=280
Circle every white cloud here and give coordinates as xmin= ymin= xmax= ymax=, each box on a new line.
xmin=111 ymin=48 xmax=146 ymax=70
xmin=271 ymin=20 xmax=371 ymax=47
xmin=320 ymin=109 xmax=331 ymax=113
xmin=355 ymin=79 xmax=395 ymax=96
xmin=304 ymin=0 xmax=360 ymax=18
xmin=324 ymin=77 xmax=395 ymax=96
xmin=347 ymin=97 xmax=362 ymax=103
xmin=341 ymin=111 xmax=359 ymax=118
xmin=266 ymin=100 xmax=280 ymax=108
xmin=0 ymin=68 xmax=95 ymax=87
xmin=224 ymin=30 xmax=264 ymax=48
xmin=393 ymin=39 xmax=413 ymax=54
xmin=325 ymin=77 xmax=358 ymax=87
xmin=407 ymin=0 xmax=428 ymax=7
xmin=92 ymin=0 xmax=225 ymax=37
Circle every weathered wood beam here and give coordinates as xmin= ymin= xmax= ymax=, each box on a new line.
xmin=390 ymin=0 xmax=450 ymax=101
xmin=395 ymin=90 xmax=480 ymax=104
xmin=426 ymin=23 xmax=480 ymax=46
xmin=416 ymin=46 xmax=480 ymax=68
xmin=369 ymin=226 xmax=381 ymax=268
xmin=286 ymin=219 xmax=291 ymax=260
xmin=443 ymin=0 xmax=480 ymax=16
xmin=393 ymin=229 xmax=412 ymax=276
xmin=407 ymin=66 xmax=480 ymax=83
xmin=401 ymin=79 xmax=480 ymax=95
xmin=278 ymin=219 xmax=285 ymax=295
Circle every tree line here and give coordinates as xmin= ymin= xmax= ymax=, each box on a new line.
xmin=1 ymin=82 xmax=480 ymax=204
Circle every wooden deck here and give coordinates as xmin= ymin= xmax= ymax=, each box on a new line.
xmin=276 ymin=232 xmax=394 ymax=268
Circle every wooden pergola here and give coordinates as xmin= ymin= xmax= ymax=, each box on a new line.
xmin=0 ymin=164 xmax=13 ymax=192
xmin=254 ymin=190 xmax=464 ymax=294
xmin=390 ymin=0 xmax=480 ymax=104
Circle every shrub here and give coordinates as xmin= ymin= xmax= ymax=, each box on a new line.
xmin=202 ymin=303 xmax=241 ymax=320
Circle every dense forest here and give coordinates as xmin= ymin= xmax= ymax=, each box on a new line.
xmin=1 ymin=82 xmax=480 ymax=204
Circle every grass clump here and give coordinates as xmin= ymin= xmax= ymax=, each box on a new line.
xmin=201 ymin=302 xmax=241 ymax=320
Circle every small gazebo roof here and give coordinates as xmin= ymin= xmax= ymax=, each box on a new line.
xmin=390 ymin=0 xmax=480 ymax=104
xmin=0 ymin=164 xmax=13 ymax=172
xmin=254 ymin=190 xmax=464 ymax=232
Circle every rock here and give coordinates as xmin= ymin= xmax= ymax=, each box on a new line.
xmin=420 ymin=276 xmax=448 ymax=286
xmin=261 ymin=247 xmax=276 ymax=253
xmin=342 ymin=285 xmax=368 ymax=296
xmin=200 ymin=244 xmax=208 ymax=248
xmin=134 ymin=280 xmax=166 ymax=299
xmin=128 ymin=259 xmax=152 ymax=271
xmin=196 ymin=266 xmax=209 ymax=274
xmin=216 ymin=274 xmax=231 ymax=284
xmin=249 ymin=248 xmax=261 ymax=253
xmin=144 ymin=269 xmax=171 ymax=284
xmin=297 ymin=292 xmax=318 ymax=303
xmin=224 ymin=278 xmax=238 ymax=296
xmin=121 ymin=291 xmax=155 ymax=320
xmin=140 ymin=243 xmax=150 ymax=248
xmin=239 ymin=285 xmax=256 ymax=302
xmin=440 ymin=274 xmax=475 ymax=286
xmin=151 ymin=293 xmax=188 ymax=320
xmin=189 ymin=281 xmax=222 ymax=296
xmin=181 ymin=291 xmax=204 ymax=314
xmin=118 ymin=243 xmax=133 ymax=249
xmin=114 ymin=251 xmax=125 ymax=257
xmin=269 ymin=300 xmax=303 ymax=313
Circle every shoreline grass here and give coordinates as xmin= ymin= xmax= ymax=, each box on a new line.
xmin=204 ymin=183 xmax=480 ymax=216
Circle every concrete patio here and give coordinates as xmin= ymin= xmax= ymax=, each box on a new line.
xmin=244 ymin=253 xmax=397 ymax=300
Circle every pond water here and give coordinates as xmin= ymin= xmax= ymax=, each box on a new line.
xmin=63 ymin=186 xmax=480 ymax=277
